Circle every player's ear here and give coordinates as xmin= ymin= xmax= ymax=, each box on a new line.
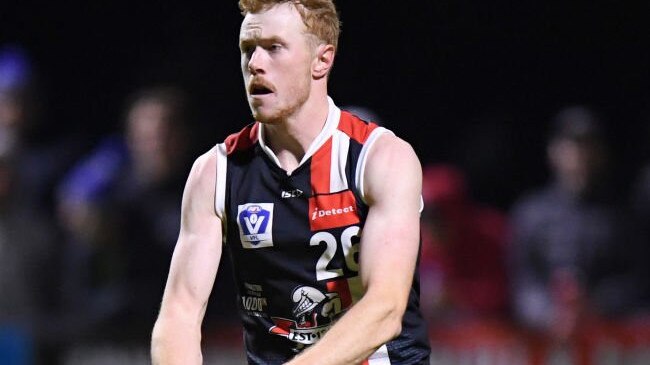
xmin=312 ymin=44 xmax=335 ymax=79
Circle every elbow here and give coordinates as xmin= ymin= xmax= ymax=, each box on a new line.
xmin=384 ymin=306 xmax=404 ymax=340
xmin=150 ymin=314 xmax=204 ymax=365
xmin=151 ymin=307 xmax=172 ymax=342
xmin=151 ymin=315 xmax=162 ymax=342
xmin=151 ymin=317 xmax=170 ymax=360
xmin=150 ymin=323 xmax=164 ymax=363
xmin=370 ymin=294 xmax=406 ymax=342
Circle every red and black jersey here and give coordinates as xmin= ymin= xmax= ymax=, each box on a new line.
xmin=214 ymin=99 xmax=430 ymax=364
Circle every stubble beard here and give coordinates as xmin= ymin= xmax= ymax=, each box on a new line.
xmin=250 ymin=76 xmax=312 ymax=125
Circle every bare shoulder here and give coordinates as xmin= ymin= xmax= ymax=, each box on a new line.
xmin=364 ymin=134 xmax=422 ymax=206
xmin=190 ymin=147 xmax=218 ymax=180
xmin=183 ymin=146 xmax=219 ymax=205
xmin=368 ymin=134 xmax=420 ymax=167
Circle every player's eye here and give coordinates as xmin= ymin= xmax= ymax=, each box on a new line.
xmin=241 ymin=45 xmax=255 ymax=58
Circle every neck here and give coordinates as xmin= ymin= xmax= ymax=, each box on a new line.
xmin=263 ymin=89 xmax=329 ymax=172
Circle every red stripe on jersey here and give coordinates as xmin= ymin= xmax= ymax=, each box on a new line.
xmin=310 ymin=137 xmax=333 ymax=194
xmin=224 ymin=123 xmax=259 ymax=155
xmin=337 ymin=111 xmax=379 ymax=144
xmin=270 ymin=318 xmax=293 ymax=335
xmin=326 ymin=279 xmax=353 ymax=309
xmin=269 ymin=326 xmax=289 ymax=336
xmin=309 ymin=190 xmax=360 ymax=231
xmin=361 ymin=361 xmax=370 ymax=365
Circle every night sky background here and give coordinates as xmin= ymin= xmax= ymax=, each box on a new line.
xmin=2 ymin=0 xmax=650 ymax=209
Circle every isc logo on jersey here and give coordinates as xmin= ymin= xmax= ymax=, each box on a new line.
xmin=237 ymin=203 xmax=274 ymax=248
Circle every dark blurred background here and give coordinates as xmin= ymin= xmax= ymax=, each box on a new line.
xmin=1 ymin=0 xmax=649 ymax=207
xmin=1 ymin=0 xmax=649 ymax=364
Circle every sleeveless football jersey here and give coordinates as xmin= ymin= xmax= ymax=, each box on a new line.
xmin=214 ymin=98 xmax=430 ymax=364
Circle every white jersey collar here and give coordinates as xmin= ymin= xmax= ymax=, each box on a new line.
xmin=258 ymin=96 xmax=341 ymax=174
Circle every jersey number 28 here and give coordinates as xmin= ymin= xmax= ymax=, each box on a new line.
xmin=310 ymin=226 xmax=361 ymax=281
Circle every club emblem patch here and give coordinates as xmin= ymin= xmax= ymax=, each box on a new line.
xmin=237 ymin=203 xmax=274 ymax=248
xmin=268 ymin=277 xmax=361 ymax=345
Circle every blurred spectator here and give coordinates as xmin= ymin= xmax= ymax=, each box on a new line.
xmin=113 ymin=87 xmax=194 ymax=339
xmin=419 ymin=164 xmax=509 ymax=323
xmin=0 ymin=45 xmax=84 ymax=214
xmin=55 ymin=86 xmax=195 ymax=345
xmin=0 ymin=43 xmax=78 ymax=364
xmin=509 ymin=106 xmax=642 ymax=341
xmin=0 ymin=45 xmax=34 ymax=155
xmin=0 ymin=149 xmax=58 ymax=364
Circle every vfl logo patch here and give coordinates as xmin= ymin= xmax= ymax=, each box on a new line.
xmin=237 ymin=203 xmax=274 ymax=248
xmin=308 ymin=190 xmax=360 ymax=231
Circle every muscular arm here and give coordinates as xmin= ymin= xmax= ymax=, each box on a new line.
xmin=287 ymin=135 xmax=423 ymax=365
xmin=151 ymin=149 xmax=223 ymax=364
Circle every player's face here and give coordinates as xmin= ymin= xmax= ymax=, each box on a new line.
xmin=239 ymin=3 xmax=315 ymax=124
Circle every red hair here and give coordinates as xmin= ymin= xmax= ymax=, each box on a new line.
xmin=238 ymin=0 xmax=341 ymax=51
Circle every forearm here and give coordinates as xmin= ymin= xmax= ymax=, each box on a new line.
xmin=151 ymin=314 xmax=203 ymax=365
xmin=286 ymin=292 xmax=403 ymax=365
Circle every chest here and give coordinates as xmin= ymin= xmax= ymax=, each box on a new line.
xmin=224 ymin=153 xmax=367 ymax=281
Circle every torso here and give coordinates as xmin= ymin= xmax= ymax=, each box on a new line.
xmin=214 ymin=100 xmax=430 ymax=364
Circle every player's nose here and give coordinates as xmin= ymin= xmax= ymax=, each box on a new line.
xmin=248 ymin=47 xmax=265 ymax=75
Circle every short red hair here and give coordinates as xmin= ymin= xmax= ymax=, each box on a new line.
xmin=238 ymin=0 xmax=341 ymax=52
